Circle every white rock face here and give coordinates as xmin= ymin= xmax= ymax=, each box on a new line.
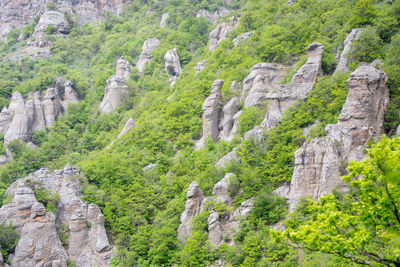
xmin=136 ymin=38 xmax=160 ymax=73
xmin=159 ymin=13 xmax=169 ymax=28
xmin=209 ymin=16 xmax=240 ymax=51
xmin=0 ymin=166 xmax=112 ymax=267
xmin=177 ymin=182 xmax=204 ymax=242
xmin=232 ymin=31 xmax=254 ymax=47
xmin=34 ymin=10 xmax=71 ymax=35
xmin=195 ymin=60 xmax=207 ymax=74
xmin=275 ymin=64 xmax=389 ymax=210
xmin=334 ymin=28 xmax=363 ymax=74
xmin=99 ymin=57 xmax=131 ymax=113
xmin=164 ymin=48 xmax=182 ymax=86
xmin=196 ymin=80 xmax=223 ymax=149
xmin=196 ymin=8 xmax=230 ymax=25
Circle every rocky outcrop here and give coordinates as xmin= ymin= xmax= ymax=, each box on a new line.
xmin=34 ymin=10 xmax=71 ymax=35
xmin=219 ymin=97 xmax=239 ymax=141
xmin=334 ymin=29 xmax=363 ymax=74
xmin=159 ymin=13 xmax=169 ymax=28
xmin=177 ymin=182 xmax=204 ymax=242
xmin=0 ymin=165 xmax=112 ymax=266
xmin=0 ymin=0 xmax=126 ymax=41
xmin=11 ymin=203 xmax=67 ymax=267
xmin=242 ymin=43 xmax=323 ymax=134
xmin=0 ymin=80 xmax=78 ymax=149
xmin=232 ymin=31 xmax=254 ymax=47
xmin=215 ymin=149 xmax=240 ymax=169
xmin=164 ymin=48 xmax=182 ymax=86
xmin=209 ymin=16 xmax=240 ymax=51
xmin=178 ymin=175 xmax=254 ymax=247
xmin=276 ymin=64 xmax=389 ymax=210
xmin=196 ymin=8 xmax=230 ymax=25
xmin=118 ymin=118 xmax=136 ymax=138
xmin=195 ymin=60 xmax=207 ymax=74
xmin=136 ymin=38 xmax=160 ymax=73
xmin=99 ymin=57 xmax=131 ymax=113
xmin=196 ymin=80 xmax=223 ymax=149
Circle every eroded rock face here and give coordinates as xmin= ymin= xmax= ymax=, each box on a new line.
xmin=0 ymin=0 xmax=126 ymax=41
xmin=177 ymin=182 xmax=204 ymax=242
xmin=0 ymin=166 xmax=112 ymax=267
xmin=196 ymin=8 xmax=230 ymax=25
xmin=334 ymin=29 xmax=363 ymax=74
xmin=276 ymin=64 xmax=389 ymax=210
xmin=34 ymin=10 xmax=71 ymax=35
xmin=196 ymin=80 xmax=223 ymax=149
xmin=178 ymin=175 xmax=254 ymax=247
xmin=11 ymin=203 xmax=67 ymax=267
xmin=219 ymin=97 xmax=239 ymax=141
xmin=137 ymin=38 xmax=160 ymax=73
xmin=215 ymin=149 xmax=240 ymax=169
xmin=159 ymin=13 xmax=169 ymax=28
xmin=209 ymin=16 xmax=240 ymax=51
xmin=164 ymin=48 xmax=182 ymax=86
xmin=0 ymin=79 xmax=79 ymax=149
xmin=99 ymin=57 xmax=131 ymax=113
xmin=232 ymin=31 xmax=254 ymax=47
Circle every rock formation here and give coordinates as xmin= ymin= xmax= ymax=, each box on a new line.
xmin=0 ymin=0 xmax=126 ymax=41
xmin=177 ymin=182 xmax=204 ymax=242
xmin=136 ymin=38 xmax=160 ymax=73
xmin=196 ymin=80 xmax=223 ymax=149
xmin=99 ymin=56 xmax=131 ymax=113
xmin=0 ymin=165 xmax=112 ymax=266
xmin=118 ymin=118 xmax=136 ymax=138
xmin=232 ymin=31 xmax=254 ymax=47
xmin=209 ymin=16 xmax=240 ymax=51
xmin=34 ymin=10 xmax=71 ymax=35
xmin=334 ymin=29 xmax=363 ymax=74
xmin=215 ymin=148 xmax=240 ymax=169
xmin=178 ymin=174 xmax=254 ymax=247
xmin=195 ymin=60 xmax=207 ymax=74
xmin=219 ymin=97 xmax=239 ymax=141
xmin=0 ymin=79 xmax=78 ymax=150
xmin=275 ymin=64 xmax=389 ymax=210
xmin=164 ymin=48 xmax=182 ymax=86
xmin=160 ymin=13 xmax=169 ymax=28
xmin=196 ymin=8 xmax=230 ymax=25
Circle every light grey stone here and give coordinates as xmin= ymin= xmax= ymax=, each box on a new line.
xmin=159 ymin=13 xmax=169 ymax=28
xmin=209 ymin=16 xmax=240 ymax=51
xmin=215 ymin=149 xmax=239 ymax=169
xmin=219 ymin=97 xmax=239 ymax=141
xmin=137 ymin=38 xmax=160 ymax=73
xmin=334 ymin=29 xmax=363 ymax=74
xmin=195 ymin=60 xmax=207 ymax=74
xmin=232 ymin=31 xmax=254 ymax=47
xmin=196 ymin=8 xmax=230 ymax=25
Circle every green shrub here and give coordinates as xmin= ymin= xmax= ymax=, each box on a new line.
xmin=0 ymin=222 xmax=19 ymax=263
xmin=238 ymin=104 xmax=268 ymax=136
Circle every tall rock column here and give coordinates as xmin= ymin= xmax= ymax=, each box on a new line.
xmin=334 ymin=28 xmax=363 ymax=74
xmin=164 ymin=48 xmax=182 ymax=87
xmin=196 ymin=80 xmax=223 ymax=149
xmin=137 ymin=38 xmax=160 ymax=73
xmin=99 ymin=57 xmax=131 ymax=113
xmin=275 ymin=63 xmax=389 ymax=210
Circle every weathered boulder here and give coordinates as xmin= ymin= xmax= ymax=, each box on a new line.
xmin=43 ymin=87 xmax=61 ymax=127
xmin=209 ymin=16 xmax=240 ymax=51
xmin=196 ymin=8 xmax=230 ymax=25
xmin=219 ymin=97 xmax=239 ymax=141
xmin=4 ymin=92 xmax=31 ymax=144
xmin=208 ymin=211 xmax=223 ymax=246
xmin=212 ymin=173 xmax=235 ymax=205
xmin=215 ymin=149 xmax=240 ymax=169
xmin=0 ymin=166 xmax=112 ymax=267
xmin=334 ymin=29 xmax=363 ymax=74
xmin=232 ymin=31 xmax=254 ymax=47
xmin=159 ymin=13 xmax=169 ymax=28
xmin=196 ymin=80 xmax=223 ymax=149
xmin=34 ymin=10 xmax=71 ymax=35
xmin=195 ymin=59 xmax=207 ymax=74
xmin=136 ymin=38 xmax=160 ymax=73
xmin=164 ymin=48 xmax=182 ymax=86
xmin=276 ymin=64 xmax=389 ymax=210
xmin=99 ymin=57 xmax=131 ymax=113
xmin=177 ymin=182 xmax=204 ymax=242
xmin=118 ymin=118 xmax=136 ymax=138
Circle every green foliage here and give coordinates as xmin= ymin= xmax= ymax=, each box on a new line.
xmin=347 ymin=0 xmax=377 ymax=28
xmin=46 ymin=2 xmax=57 ymax=11
xmin=24 ymin=180 xmax=60 ymax=213
xmin=272 ymin=136 xmax=400 ymax=266
xmin=238 ymin=104 xmax=268 ymax=136
xmin=0 ymin=221 xmax=19 ymax=263
xmin=250 ymin=187 xmax=288 ymax=225
xmin=46 ymin=25 xmax=57 ymax=35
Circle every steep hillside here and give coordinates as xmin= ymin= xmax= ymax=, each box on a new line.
xmin=0 ymin=0 xmax=399 ymax=266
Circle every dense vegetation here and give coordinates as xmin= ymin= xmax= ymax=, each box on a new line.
xmin=0 ymin=0 xmax=399 ymax=265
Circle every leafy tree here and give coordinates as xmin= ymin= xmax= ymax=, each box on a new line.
xmin=272 ymin=136 xmax=400 ymax=266
xmin=0 ymin=222 xmax=19 ymax=263
xmin=348 ymin=0 xmax=378 ymax=28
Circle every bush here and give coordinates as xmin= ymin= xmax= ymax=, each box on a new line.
xmin=238 ymin=104 xmax=268 ymax=136
xmin=0 ymin=222 xmax=19 ymax=263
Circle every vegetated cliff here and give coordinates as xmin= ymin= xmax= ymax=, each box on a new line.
xmin=0 ymin=0 xmax=399 ymax=266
